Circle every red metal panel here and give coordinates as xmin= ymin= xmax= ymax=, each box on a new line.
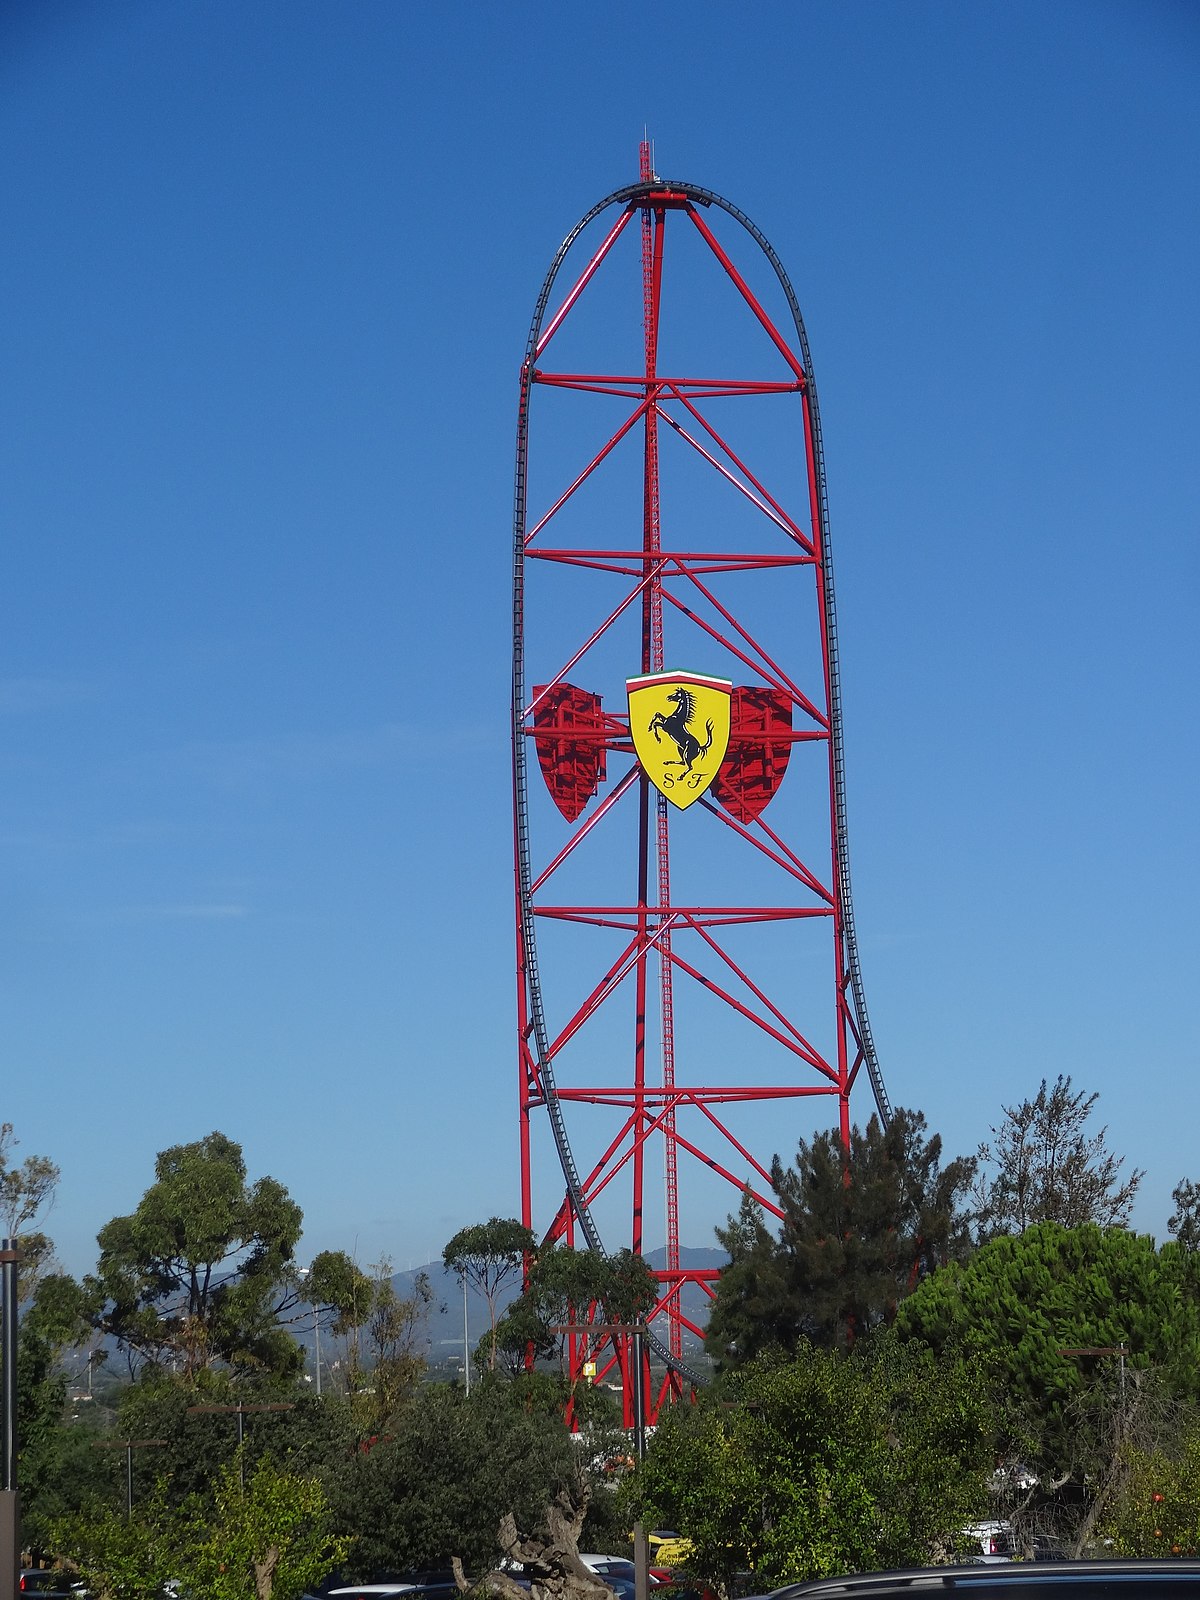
xmin=713 ymin=685 xmax=794 ymax=822
xmin=532 ymin=683 xmax=607 ymax=822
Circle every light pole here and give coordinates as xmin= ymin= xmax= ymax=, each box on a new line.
xmin=91 ymin=1440 xmax=168 ymax=1518
xmin=298 ymin=1268 xmax=322 ymax=1397
xmin=462 ymin=1274 xmax=470 ymax=1397
xmin=551 ymin=1321 xmax=650 ymax=1600
xmin=186 ymin=1403 xmax=295 ymax=1486
xmin=1 ymin=1238 xmax=23 ymax=1600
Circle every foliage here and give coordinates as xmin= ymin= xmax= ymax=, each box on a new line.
xmin=114 ymin=1371 xmax=352 ymax=1511
xmin=52 ymin=1454 xmax=344 ymax=1600
xmin=443 ymin=1217 xmax=537 ymax=1372
xmin=1102 ymin=1423 xmax=1200 ymax=1557
xmin=323 ymin=1376 xmax=579 ymax=1579
xmin=492 ymin=1243 xmax=656 ymax=1420
xmin=1169 ymin=1180 xmax=1200 ymax=1251
xmin=704 ymin=1189 xmax=799 ymax=1371
xmin=50 ymin=1488 xmax=180 ymax=1600
xmin=17 ymin=1302 xmax=121 ymax=1559
xmin=631 ymin=1335 xmax=996 ymax=1587
xmin=0 ymin=1123 xmax=61 ymax=1301
xmin=974 ymin=1075 xmax=1143 ymax=1239
xmin=62 ymin=1131 xmax=368 ymax=1379
xmin=336 ymin=1258 xmax=432 ymax=1431
xmin=178 ymin=1452 xmax=347 ymax=1600
xmin=0 ymin=1121 xmax=59 ymax=1238
xmin=707 ymin=1108 xmax=975 ymax=1361
xmin=896 ymin=1222 xmax=1200 ymax=1476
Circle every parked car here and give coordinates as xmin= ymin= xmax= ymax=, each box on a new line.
xmin=766 ymin=1561 xmax=1200 ymax=1600
xmin=580 ymin=1558 xmax=637 ymax=1582
xmin=19 ymin=1572 xmax=79 ymax=1599
xmin=304 ymin=1576 xmax=460 ymax=1600
xmin=959 ymin=1521 xmax=1013 ymax=1560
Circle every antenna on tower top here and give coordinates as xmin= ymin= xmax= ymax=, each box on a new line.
xmin=639 ymin=132 xmax=657 ymax=182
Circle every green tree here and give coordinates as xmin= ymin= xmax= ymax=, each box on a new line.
xmin=632 ymin=1336 xmax=996 ymax=1588
xmin=443 ymin=1218 xmax=537 ymax=1372
xmin=180 ymin=1452 xmax=347 ymax=1600
xmin=49 ymin=1489 xmax=179 ymax=1600
xmin=708 ymin=1108 xmax=974 ymax=1360
xmin=896 ymin=1221 xmax=1200 ymax=1477
xmin=974 ymin=1076 xmax=1143 ymax=1239
xmin=63 ymin=1132 xmax=366 ymax=1380
xmin=113 ymin=1372 xmax=350 ymax=1512
xmin=491 ymin=1244 xmax=656 ymax=1418
xmin=52 ymin=1453 xmax=345 ymax=1600
xmin=337 ymin=1258 xmax=432 ymax=1431
xmin=0 ymin=1121 xmax=61 ymax=1300
xmin=1169 ymin=1179 xmax=1200 ymax=1251
xmin=702 ymin=1189 xmax=798 ymax=1371
xmin=1102 ymin=1423 xmax=1200 ymax=1558
xmin=324 ymin=1378 xmax=579 ymax=1579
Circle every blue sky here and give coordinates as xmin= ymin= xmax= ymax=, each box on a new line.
xmin=2 ymin=0 xmax=1197 ymax=1279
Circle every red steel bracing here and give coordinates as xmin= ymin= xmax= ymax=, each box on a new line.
xmin=512 ymin=156 xmax=891 ymax=1418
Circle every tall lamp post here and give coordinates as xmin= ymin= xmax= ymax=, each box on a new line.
xmin=297 ymin=1268 xmax=322 ymax=1398
xmin=90 ymin=1440 xmax=168 ymax=1518
xmin=1 ymin=1238 xmax=22 ymax=1600
xmin=551 ymin=1321 xmax=649 ymax=1600
xmin=186 ymin=1403 xmax=295 ymax=1486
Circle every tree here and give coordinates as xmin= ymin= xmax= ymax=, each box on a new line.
xmin=632 ymin=1336 xmax=996 ymax=1587
xmin=337 ymin=1258 xmax=432 ymax=1430
xmin=0 ymin=1122 xmax=61 ymax=1301
xmin=179 ymin=1453 xmax=347 ymax=1600
xmin=324 ymin=1378 xmax=580 ymax=1579
xmin=703 ymin=1189 xmax=800 ymax=1371
xmin=0 ymin=1121 xmax=59 ymax=1236
xmin=1169 ymin=1180 xmax=1200 ymax=1251
xmin=66 ymin=1131 xmax=369 ymax=1380
xmin=491 ymin=1244 xmax=657 ymax=1416
xmin=707 ymin=1108 xmax=975 ymax=1360
xmin=52 ymin=1453 xmax=345 ymax=1600
xmin=1102 ymin=1422 xmax=1200 ymax=1558
xmin=973 ymin=1075 xmax=1143 ymax=1238
xmin=461 ymin=1494 xmax=614 ymax=1600
xmin=895 ymin=1221 xmax=1200 ymax=1478
xmin=443 ymin=1218 xmax=536 ymax=1372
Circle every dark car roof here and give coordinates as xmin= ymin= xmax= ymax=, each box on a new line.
xmin=769 ymin=1564 xmax=1200 ymax=1600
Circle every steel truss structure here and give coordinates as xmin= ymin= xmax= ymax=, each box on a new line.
xmin=512 ymin=150 xmax=891 ymax=1417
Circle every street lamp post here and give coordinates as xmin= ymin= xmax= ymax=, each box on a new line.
xmin=186 ymin=1403 xmax=295 ymax=1486
xmin=462 ymin=1275 xmax=470 ymax=1397
xmin=91 ymin=1440 xmax=168 ymax=1518
xmin=298 ymin=1268 xmax=322 ymax=1397
xmin=550 ymin=1321 xmax=650 ymax=1600
xmin=1 ymin=1238 xmax=23 ymax=1600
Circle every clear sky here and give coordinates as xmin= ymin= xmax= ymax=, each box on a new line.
xmin=2 ymin=0 xmax=1197 ymax=1279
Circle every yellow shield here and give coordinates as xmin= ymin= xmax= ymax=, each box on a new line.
xmin=627 ymin=671 xmax=733 ymax=810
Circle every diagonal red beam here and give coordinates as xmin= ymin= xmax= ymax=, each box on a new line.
xmin=661 ymin=384 xmax=813 ymax=552
xmin=665 ymin=944 xmax=836 ymax=1077
xmin=687 ymin=205 xmax=808 ymax=385
xmin=530 ymin=768 xmax=638 ymax=896
xmin=667 ymin=557 xmax=823 ymax=720
xmin=526 ymin=392 xmax=654 ymax=546
xmin=680 ymin=910 xmax=832 ymax=1065
xmin=535 ymin=206 xmax=636 ymax=359
xmin=525 ymin=563 xmax=662 ymax=719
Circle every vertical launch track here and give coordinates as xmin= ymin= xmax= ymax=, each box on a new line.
xmin=513 ymin=152 xmax=892 ymax=1411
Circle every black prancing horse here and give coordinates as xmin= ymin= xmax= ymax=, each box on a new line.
xmin=649 ymin=687 xmax=714 ymax=774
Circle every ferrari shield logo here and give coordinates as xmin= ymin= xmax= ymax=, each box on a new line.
xmin=627 ymin=671 xmax=733 ymax=809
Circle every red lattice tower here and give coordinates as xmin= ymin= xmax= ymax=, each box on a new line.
xmin=512 ymin=150 xmax=891 ymax=1415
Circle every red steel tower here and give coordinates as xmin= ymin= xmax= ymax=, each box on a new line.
xmin=512 ymin=149 xmax=891 ymax=1413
